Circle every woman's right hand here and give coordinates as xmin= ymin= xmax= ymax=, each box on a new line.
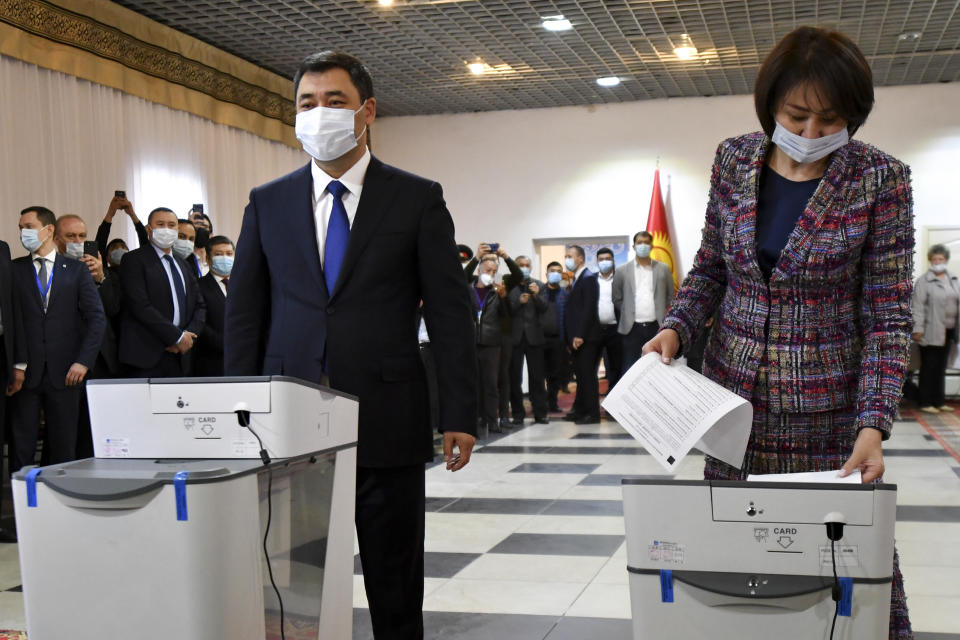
xmin=643 ymin=328 xmax=680 ymax=363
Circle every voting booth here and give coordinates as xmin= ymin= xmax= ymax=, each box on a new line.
xmin=13 ymin=376 xmax=358 ymax=640
xmin=622 ymin=479 xmax=898 ymax=640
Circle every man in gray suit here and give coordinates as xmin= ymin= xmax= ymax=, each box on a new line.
xmin=612 ymin=231 xmax=675 ymax=371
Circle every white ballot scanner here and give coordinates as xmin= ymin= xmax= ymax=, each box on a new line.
xmin=13 ymin=376 xmax=358 ymax=640
xmin=622 ymin=479 xmax=897 ymax=640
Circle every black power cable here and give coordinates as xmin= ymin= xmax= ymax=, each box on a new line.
xmin=825 ymin=518 xmax=845 ymax=640
xmin=237 ymin=409 xmax=285 ymax=640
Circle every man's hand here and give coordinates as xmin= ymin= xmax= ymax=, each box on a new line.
xmin=642 ymin=328 xmax=680 ymax=363
xmin=572 ymin=337 xmax=584 ymax=350
xmin=476 ymin=243 xmax=491 ymax=258
xmin=911 ymin=332 xmax=923 ymax=342
xmin=176 ymin=332 xmax=197 ymax=354
xmin=6 ymin=369 xmax=24 ymax=396
xmin=65 ymin=363 xmax=88 ymax=386
xmin=840 ymin=428 xmax=885 ymax=483
xmin=519 ymin=293 xmax=531 ymax=304
xmin=495 ymin=247 xmax=508 ymax=259
xmin=495 ymin=283 xmax=507 ymax=298
xmin=81 ymin=254 xmax=105 ymax=284
xmin=443 ymin=431 xmax=475 ymax=471
xmin=528 ymin=282 xmax=539 ymax=296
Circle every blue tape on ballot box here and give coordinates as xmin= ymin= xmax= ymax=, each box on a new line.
xmin=660 ymin=570 xmax=674 ymax=603
xmin=174 ymin=471 xmax=190 ymax=521
xmin=26 ymin=468 xmax=42 ymax=508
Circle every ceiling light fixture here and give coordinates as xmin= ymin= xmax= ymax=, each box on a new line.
xmin=377 ymin=0 xmax=394 ymax=6
xmin=596 ymin=76 xmax=621 ymax=87
xmin=673 ymin=34 xmax=698 ymax=60
xmin=541 ymin=15 xmax=573 ymax=32
xmin=468 ymin=61 xmax=487 ymax=75
xmin=897 ymin=31 xmax=922 ymax=42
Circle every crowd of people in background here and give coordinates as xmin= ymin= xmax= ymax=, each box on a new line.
xmin=0 ymin=196 xmax=235 ymax=490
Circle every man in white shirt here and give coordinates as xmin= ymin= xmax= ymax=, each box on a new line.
xmin=594 ymin=247 xmax=623 ymax=389
xmin=612 ymin=231 xmax=675 ymax=371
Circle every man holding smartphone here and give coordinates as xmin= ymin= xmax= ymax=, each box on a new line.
xmin=97 ymin=192 xmax=149 ymax=261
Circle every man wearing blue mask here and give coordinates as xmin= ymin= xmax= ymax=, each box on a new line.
xmin=195 ymin=235 xmax=234 ymax=377
xmin=541 ymin=261 xmax=570 ymax=412
xmin=613 ymin=231 xmax=675 ymax=371
xmin=225 ymin=51 xmax=477 ymax=640
xmin=594 ymin=247 xmax=623 ymax=391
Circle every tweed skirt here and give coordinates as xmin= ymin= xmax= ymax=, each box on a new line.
xmin=704 ymin=368 xmax=913 ymax=639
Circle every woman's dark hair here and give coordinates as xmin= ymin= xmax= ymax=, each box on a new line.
xmin=928 ymin=244 xmax=951 ymax=261
xmin=754 ymin=26 xmax=874 ymax=137
xmin=294 ymin=51 xmax=374 ymax=102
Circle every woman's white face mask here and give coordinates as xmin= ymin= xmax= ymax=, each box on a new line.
xmin=772 ymin=122 xmax=849 ymax=164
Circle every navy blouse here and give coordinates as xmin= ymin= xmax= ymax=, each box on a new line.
xmin=755 ymin=165 xmax=821 ymax=280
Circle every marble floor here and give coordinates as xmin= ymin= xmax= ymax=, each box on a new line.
xmin=0 ymin=401 xmax=958 ymax=639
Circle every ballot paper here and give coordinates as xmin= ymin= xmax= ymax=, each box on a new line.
xmin=601 ymin=352 xmax=752 ymax=473
xmin=747 ymin=470 xmax=862 ymax=484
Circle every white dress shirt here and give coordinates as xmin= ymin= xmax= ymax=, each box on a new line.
xmin=214 ymin=273 xmax=228 ymax=298
xmin=597 ymin=273 xmax=617 ymax=325
xmin=633 ymin=261 xmax=656 ymax=323
xmin=311 ymin=147 xmax=371 ymax=265
xmin=153 ymin=244 xmax=187 ymax=328
xmin=31 ymin=248 xmax=58 ymax=307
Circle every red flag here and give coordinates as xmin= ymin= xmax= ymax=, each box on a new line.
xmin=645 ymin=169 xmax=678 ymax=290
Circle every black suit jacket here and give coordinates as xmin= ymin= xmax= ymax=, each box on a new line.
xmin=225 ymin=157 xmax=478 ymax=467
xmin=564 ymin=269 xmax=601 ymax=345
xmin=118 ymin=246 xmax=206 ymax=369
xmin=0 ymin=242 xmax=26 ymax=378
xmin=12 ymin=254 xmax=105 ymax=390
xmin=92 ymin=274 xmax=122 ymax=377
xmin=508 ymin=279 xmax=548 ymax=346
xmin=196 ymin=273 xmax=225 ymax=376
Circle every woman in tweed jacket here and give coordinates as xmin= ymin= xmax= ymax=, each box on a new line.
xmin=645 ymin=27 xmax=913 ymax=637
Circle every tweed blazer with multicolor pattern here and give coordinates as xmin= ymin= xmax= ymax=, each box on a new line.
xmin=662 ymin=132 xmax=914 ymax=438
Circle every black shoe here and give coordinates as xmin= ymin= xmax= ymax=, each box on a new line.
xmin=547 ymin=404 xmax=562 ymax=413
xmin=575 ymin=415 xmax=601 ymax=425
xmin=489 ymin=420 xmax=504 ymax=434
xmin=533 ymin=417 xmax=550 ymax=424
xmin=511 ymin=417 xmax=525 ymax=426
xmin=499 ymin=417 xmax=511 ymax=430
xmin=563 ymin=412 xmax=581 ymax=422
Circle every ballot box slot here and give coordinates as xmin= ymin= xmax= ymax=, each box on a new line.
xmin=710 ymin=485 xmax=877 ymax=525
xmin=149 ymin=381 xmax=271 ymax=414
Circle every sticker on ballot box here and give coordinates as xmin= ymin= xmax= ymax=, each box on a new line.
xmin=649 ymin=540 xmax=686 ymax=564
xmin=102 ymin=437 xmax=130 ymax=457
xmin=819 ymin=545 xmax=860 ymax=567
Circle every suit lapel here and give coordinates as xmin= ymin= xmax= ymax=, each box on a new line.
xmin=329 ymin=156 xmax=394 ymax=299
xmin=733 ymin=136 xmax=767 ymax=280
xmin=44 ymin=254 xmax=66 ymax=313
xmin=288 ymin=163 xmax=327 ymax=296
xmin=771 ymin=144 xmax=849 ymax=282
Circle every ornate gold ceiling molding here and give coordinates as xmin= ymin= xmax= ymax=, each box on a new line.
xmin=0 ymin=0 xmax=298 ymax=147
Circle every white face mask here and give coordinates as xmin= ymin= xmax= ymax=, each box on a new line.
xmin=931 ymin=263 xmax=948 ymax=274
xmin=771 ymin=122 xmax=849 ymax=164
xmin=479 ymin=273 xmax=494 ymax=287
xmin=109 ymin=248 xmax=127 ymax=266
xmin=172 ymin=239 xmax=195 ymax=260
xmin=150 ymin=227 xmax=178 ymax=250
xmin=598 ymin=260 xmax=614 ymax=274
xmin=295 ymin=101 xmax=367 ymax=162
xmin=20 ymin=228 xmax=44 ymax=253
xmin=65 ymin=242 xmax=84 ymax=260
xmin=635 ymin=244 xmax=652 ymax=259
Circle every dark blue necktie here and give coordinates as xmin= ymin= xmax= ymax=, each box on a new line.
xmin=324 ymin=180 xmax=350 ymax=294
xmin=163 ymin=254 xmax=188 ymax=327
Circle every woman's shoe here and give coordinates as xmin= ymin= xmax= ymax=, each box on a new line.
xmin=937 ymin=405 xmax=955 ymax=412
xmin=919 ymin=406 xmax=941 ymax=414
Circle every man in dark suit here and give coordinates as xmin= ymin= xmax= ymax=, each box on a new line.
xmin=175 ymin=219 xmax=204 ymax=280
xmin=54 ymin=214 xmax=123 ymax=458
xmin=0 ymin=235 xmax=26 ymax=541
xmin=11 ymin=207 xmax=105 ymax=470
xmin=195 ymin=235 xmax=233 ymax=377
xmin=96 ymin=194 xmax=149 ymax=264
xmin=118 ymin=207 xmax=206 ymax=378
xmin=225 ymin=51 xmax=477 ymax=640
xmin=507 ymin=255 xmax=549 ymax=424
xmin=562 ymin=245 xmax=602 ymax=424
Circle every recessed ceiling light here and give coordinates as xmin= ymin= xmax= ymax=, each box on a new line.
xmin=377 ymin=0 xmax=394 ymax=6
xmin=897 ymin=31 xmax=922 ymax=42
xmin=673 ymin=33 xmax=698 ymax=60
xmin=468 ymin=61 xmax=487 ymax=75
xmin=542 ymin=15 xmax=573 ymax=32
xmin=596 ymin=76 xmax=621 ymax=87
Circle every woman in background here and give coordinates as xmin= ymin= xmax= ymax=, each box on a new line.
xmin=912 ymin=244 xmax=960 ymax=413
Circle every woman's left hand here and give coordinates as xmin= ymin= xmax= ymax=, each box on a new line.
xmin=839 ymin=428 xmax=884 ymax=483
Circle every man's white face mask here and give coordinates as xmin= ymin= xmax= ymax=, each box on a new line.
xmin=295 ymin=101 xmax=367 ymax=162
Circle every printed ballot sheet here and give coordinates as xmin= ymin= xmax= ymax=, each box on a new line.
xmin=602 ymin=353 xmax=753 ymax=473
